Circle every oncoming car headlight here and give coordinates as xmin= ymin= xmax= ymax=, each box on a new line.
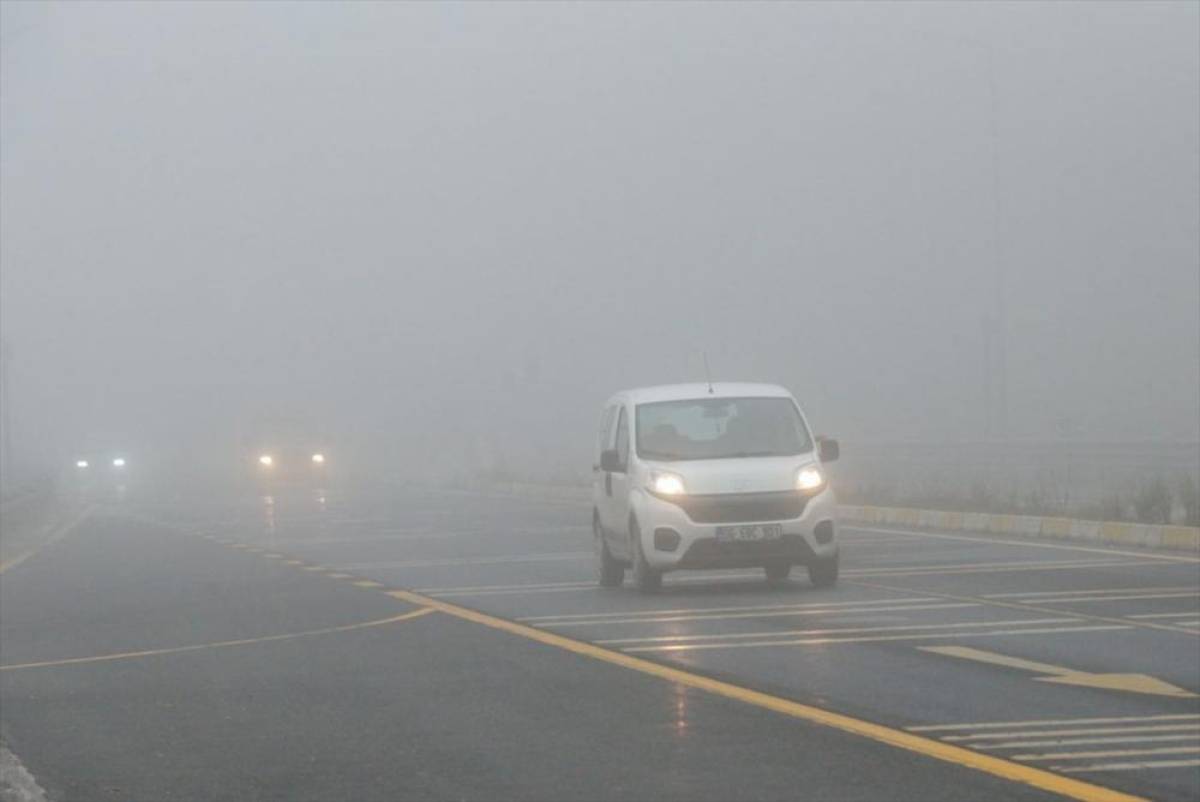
xmin=258 ymin=454 xmax=274 ymax=467
xmin=795 ymin=464 xmax=824 ymax=492
xmin=311 ymin=453 xmax=325 ymax=464
xmin=648 ymin=470 xmax=686 ymax=497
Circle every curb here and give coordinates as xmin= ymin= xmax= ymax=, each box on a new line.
xmin=839 ymin=504 xmax=1200 ymax=554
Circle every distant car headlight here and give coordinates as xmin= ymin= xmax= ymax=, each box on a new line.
xmin=648 ymin=470 xmax=686 ymax=496
xmin=258 ymin=454 xmax=274 ymax=467
xmin=112 ymin=457 xmax=126 ymax=468
xmin=795 ymin=464 xmax=824 ymax=492
xmin=75 ymin=459 xmax=89 ymax=469
xmin=311 ymin=453 xmax=325 ymax=464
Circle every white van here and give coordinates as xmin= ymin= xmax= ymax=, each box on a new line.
xmin=592 ymin=383 xmax=840 ymax=592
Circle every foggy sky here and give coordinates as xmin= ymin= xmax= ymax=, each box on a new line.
xmin=2 ymin=1 xmax=1198 ymax=474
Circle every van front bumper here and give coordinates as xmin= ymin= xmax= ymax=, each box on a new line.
xmin=630 ymin=486 xmax=839 ymax=572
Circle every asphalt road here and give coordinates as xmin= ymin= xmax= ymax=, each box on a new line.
xmin=1 ymin=482 xmax=1198 ymax=802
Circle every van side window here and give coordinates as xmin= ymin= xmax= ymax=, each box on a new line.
xmin=597 ymin=406 xmax=616 ymax=453
xmin=614 ymin=408 xmax=629 ymax=468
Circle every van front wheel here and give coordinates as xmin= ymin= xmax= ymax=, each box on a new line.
xmin=807 ymin=553 xmax=839 ymax=588
xmin=595 ymin=517 xmax=625 ymax=588
xmin=630 ymin=520 xmax=662 ymax=593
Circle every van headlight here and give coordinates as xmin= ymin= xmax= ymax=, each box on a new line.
xmin=648 ymin=471 xmax=686 ymax=496
xmin=795 ymin=464 xmax=824 ymax=492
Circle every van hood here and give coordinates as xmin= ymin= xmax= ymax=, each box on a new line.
xmin=647 ymin=454 xmax=817 ymax=495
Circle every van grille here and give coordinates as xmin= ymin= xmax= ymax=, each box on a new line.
xmin=673 ymin=491 xmax=809 ymax=524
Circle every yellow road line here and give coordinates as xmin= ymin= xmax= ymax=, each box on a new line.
xmin=0 ymin=608 xmax=434 ymax=671
xmin=847 ymin=526 xmax=1200 ymax=564
xmin=852 ymin=580 xmax=1199 ymax=637
xmin=0 ymin=506 xmax=94 ymax=575
xmin=353 ymin=580 xmax=383 ymax=588
xmin=910 ymin=714 xmax=1200 ymax=732
xmin=387 ymin=589 xmax=1145 ymax=802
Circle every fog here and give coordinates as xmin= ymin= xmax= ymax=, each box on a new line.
xmin=2 ymin=1 xmax=1198 ymax=486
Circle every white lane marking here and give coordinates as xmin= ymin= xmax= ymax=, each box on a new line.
xmin=845 ymin=559 xmax=1135 ymax=575
xmin=1024 ymin=592 xmax=1200 ymax=604
xmin=420 ymin=580 xmax=595 ymax=593
xmin=520 ymin=596 xmax=949 ymax=623
xmin=845 ymin=526 xmax=1200 ymax=564
xmin=1015 ymin=746 xmax=1200 ymax=761
xmin=621 ymin=625 xmax=1130 ymax=653
xmin=1056 ymin=758 xmax=1200 ymax=773
xmin=336 ymin=551 xmax=591 ymax=569
xmin=910 ymin=714 xmax=1200 ymax=732
xmin=282 ymin=526 xmax=594 ymax=548
xmin=540 ymin=603 xmax=978 ymax=628
xmin=946 ymin=725 xmax=1200 ymax=742
xmin=1126 ymin=612 xmax=1200 ymax=620
xmin=596 ymin=618 xmax=1080 ymax=646
xmin=977 ymin=734 xmax=1200 ymax=750
xmin=420 ymin=571 xmax=770 ymax=596
xmin=844 ymin=560 xmax=1168 ymax=578
xmin=986 ymin=586 xmax=1199 ymax=599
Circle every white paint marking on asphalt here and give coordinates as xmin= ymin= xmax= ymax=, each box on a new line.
xmin=1056 ymin=758 xmax=1200 ymax=773
xmin=337 ymin=551 xmax=591 ymax=569
xmin=844 ymin=525 xmax=1200 ymax=564
xmin=1020 ymin=592 xmax=1200 ymax=604
xmin=1015 ymin=746 xmax=1200 ymax=761
xmin=986 ymin=586 xmax=1199 ymax=599
xmin=946 ymin=725 xmax=1200 ymax=742
xmin=1126 ymin=611 xmax=1200 ymax=620
xmin=537 ymin=603 xmax=978 ymax=628
xmin=621 ymin=624 xmax=1130 ymax=653
xmin=520 ymin=596 xmax=948 ymax=623
xmin=910 ymin=714 xmax=1200 ymax=732
xmin=596 ymin=618 xmax=1081 ymax=645
xmin=977 ymin=734 xmax=1200 ymax=750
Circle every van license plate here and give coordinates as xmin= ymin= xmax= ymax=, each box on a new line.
xmin=716 ymin=524 xmax=783 ymax=542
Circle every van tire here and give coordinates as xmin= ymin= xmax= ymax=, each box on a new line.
xmin=595 ymin=516 xmax=625 ymax=588
xmin=807 ymin=553 xmax=839 ymax=588
xmin=764 ymin=561 xmax=791 ymax=584
xmin=630 ymin=519 xmax=662 ymax=593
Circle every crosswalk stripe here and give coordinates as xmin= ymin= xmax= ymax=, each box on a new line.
xmin=911 ymin=714 xmax=1200 ymax=732
xmin=946 ymin=725 xmax=1200 ymax=742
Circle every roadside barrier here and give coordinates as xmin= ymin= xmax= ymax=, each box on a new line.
xmin=474 ymin=481 xmax=1200 ymax=554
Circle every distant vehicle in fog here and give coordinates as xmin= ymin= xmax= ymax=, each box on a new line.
xmin=592 ymin=383 xmax=840 ymax=592
xmin=247 ymin=443 xmax=331 ymax=483
xmin=238 ymin=416 xmax=333 ymax=487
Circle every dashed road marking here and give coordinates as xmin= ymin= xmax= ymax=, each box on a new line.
xmin=0 ymin=608 xmax=435 ymax=671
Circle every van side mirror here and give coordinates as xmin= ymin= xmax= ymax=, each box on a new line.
xmin=817 ymin=437 xmax=840 ymax=463
xmin=600 ymin=449 xmax=623 ymax=473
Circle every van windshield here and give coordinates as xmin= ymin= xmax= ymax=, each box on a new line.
xmin=636 ymin=397 xmax=813 ymax=461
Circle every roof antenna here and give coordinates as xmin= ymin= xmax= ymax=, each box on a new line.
xmin=702 ymin=351 xmax=714 ymax=394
